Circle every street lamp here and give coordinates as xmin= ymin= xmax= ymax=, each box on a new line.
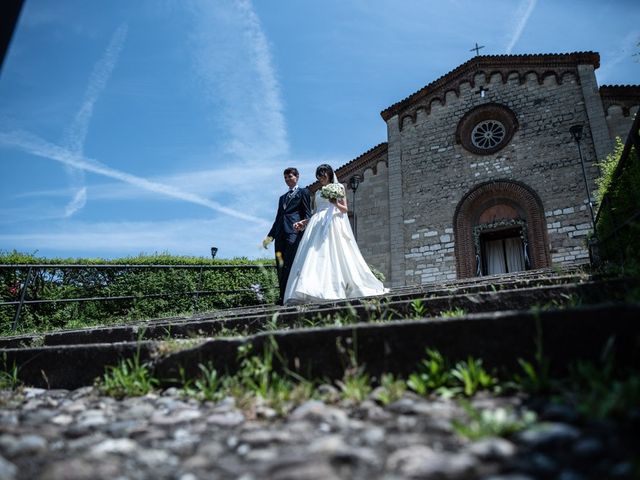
xmin=348 ymin=174 xmax=362 ymax=240
xmin=569 ymin=124 xmax=596 ymax=228
xmin=211 ymin=247 xmax=218 ymax=260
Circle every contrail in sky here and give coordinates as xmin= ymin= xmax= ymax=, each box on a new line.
xmin=0 ymin=130 xmax=269 ymax=225
xmin=61 ymin=23 xmax=129 ymax=218
xmin=597 ymin=30 xmax=640 ymax=83
xmin=506 ymin=0 xmax=537 ymax=54
xmin=188 ymin=0 xmax=289 ymax=162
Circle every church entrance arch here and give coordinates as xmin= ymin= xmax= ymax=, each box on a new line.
xmin=453 ymin=180 xmax=550 ymax=278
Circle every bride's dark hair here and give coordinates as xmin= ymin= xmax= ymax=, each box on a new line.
xmin=315 ymin=164 xmax=335 ymax=183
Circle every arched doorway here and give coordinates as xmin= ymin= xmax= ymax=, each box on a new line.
xmin=453 ymin=180 xmax=550 ymax=278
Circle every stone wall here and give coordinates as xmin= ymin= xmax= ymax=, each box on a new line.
xmin=386 ymin=69 xmax=600 ymax=286
xmin=600 ymin=85 xmax=640 ymax=143
xmin=605 ymin=105 xmax=639 ymax=142
xmin=348 ymin=160 xmax=391 ymax=282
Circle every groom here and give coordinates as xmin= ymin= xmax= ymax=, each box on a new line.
xmin=263 ymin=167 xmax=312 ymax=305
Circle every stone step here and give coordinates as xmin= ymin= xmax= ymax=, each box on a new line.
xmin=2 ymin=302 xmax=638 ymax=390
xmin=0 ymin=276 xmax=631 ymax=350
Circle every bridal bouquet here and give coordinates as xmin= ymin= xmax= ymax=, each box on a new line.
xmin=320 ymin=183 xmax=345 ymax=200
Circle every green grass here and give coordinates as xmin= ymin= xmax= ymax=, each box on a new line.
xmin=407 ymin=349 xmax=451 ymax=396
xmin=440 ymin=307 xmax=466 ymax=318
xmin=97 ymin=352 xmax=158 ymax=399
xmin=451 ymin=357 xmax=498 ymax=396
xmin=452 ymin=400 xmax=537 ymax=440
xmin=0 ymin=354 xmax=20 ymax=390
xmin=373 ymin=373 xmax=406 ymax=405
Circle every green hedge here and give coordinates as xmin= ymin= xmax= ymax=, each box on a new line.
xmin=0 ymin=251 xmax=277 ymax=335
xmin=595 ymin=138 xmax=640 ymax=269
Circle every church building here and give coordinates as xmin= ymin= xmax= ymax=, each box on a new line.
xmin=325 ymin=52 xmax=640 ymax=287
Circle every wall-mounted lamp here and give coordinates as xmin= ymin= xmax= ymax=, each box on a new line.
xmin=348 ymin=175 xmax=363 ymax=240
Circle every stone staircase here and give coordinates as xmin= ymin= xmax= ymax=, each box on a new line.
xmin=1 ymin=267 xmax=639 ymax=389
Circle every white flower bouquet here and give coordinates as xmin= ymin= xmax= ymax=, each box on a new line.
xmin=320 ymin=183 xmax=345 ymax=200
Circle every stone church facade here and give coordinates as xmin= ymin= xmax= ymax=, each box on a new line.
xmin=321 ymin=52 xmax=640 ymax=287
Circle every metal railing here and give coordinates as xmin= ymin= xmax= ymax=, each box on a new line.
xmin=0 ymin=263 xmax=277 ymax=332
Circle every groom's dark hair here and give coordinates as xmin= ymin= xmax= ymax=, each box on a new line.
xmin=284 ymin=167 xmax=299 ymax=177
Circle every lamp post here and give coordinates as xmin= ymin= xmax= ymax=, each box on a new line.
xmin=348 ymin=174 xmax=362 ymax=240
xmin=569 ymin=124 xmax=596 ymax=228
xmin=211 ymin=247 xmax=218 ymax=260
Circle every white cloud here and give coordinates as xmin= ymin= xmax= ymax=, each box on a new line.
xmin=505 ymin=0 xmax=537 ymax=54
xmin=0 ymin=130 xmax=270 ymax=226
xmin=186 ymin=0 xmax=288 ymax=162
xmin=0 ymin=2 xmax=353 ymax=260
xmin=0 ymin=217 xmax=271 ymax=260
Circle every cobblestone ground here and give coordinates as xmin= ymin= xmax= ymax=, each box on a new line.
xmin=0 ymin=387 xmax=637 ymax=480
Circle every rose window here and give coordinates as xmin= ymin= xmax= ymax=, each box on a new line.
xmin=456 ymin=104 xmax=518 ymax=155
xmin=471 ymin=120 xmax=506 ymax=150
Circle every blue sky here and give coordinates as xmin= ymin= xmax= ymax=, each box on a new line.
xmin=0 ymin=0 xmax=638 ymax=260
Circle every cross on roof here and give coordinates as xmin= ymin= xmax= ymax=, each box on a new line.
xmin=470 ymin=43 xmax=485 ymax=56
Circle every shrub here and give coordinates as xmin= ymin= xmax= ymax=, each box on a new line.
xmin=595 ymin=138 xmax=640 ymax=268
xmin=0 ymin=251 xmax=277 ymax=335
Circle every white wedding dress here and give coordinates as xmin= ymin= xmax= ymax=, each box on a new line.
xmin=283 ymin=188 xmax=388 ymax=305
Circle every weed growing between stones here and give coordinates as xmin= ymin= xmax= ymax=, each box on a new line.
xmin=439 ymin=307 xmax=467 ymax=318
xmin=566 ymin=337 xmax=640 ymax=419
xmin=92 ymin=336 xmax=640 ymax=442
xmin=443 ymin=306 xmax=467 ymax=318
xmin=451 ymin=357 xmax=498 ymax=397
xmin=188 ymin=363 xmax=225 ymax=402
xmin=96 ymin=338 xmax=158 ymax=399
xmin=97 ymin=355 xmax=158 ymax=399
xmin=204 ymin=339 xmax=317 ymax=416
xmin=407 ymin=349 xmax=452 ymax=396
xmin=29 ymin=335 xmax=45 ymax=348
xmin=405 ymin=350 xmax=499 ymax=398
xmin=0 ymin=353 xmax=19 ymax=390
xmin=216 ymin=325 xmax=247 ymax=338
xmin=336 ymin=368 xmax=372 ymax=403
xmin=452 ymin=400 xmax=537 ymax=440
xmin=539 ymin=292 xmax=582 ymax=310
xmin=409 ymin=299 xmax=427 ymax=318
xmin=372 ymin=373 xmax=406 ymax=405
xmin=512 ymin=317 xmax=552 ymax=394
xmin=153 ymin=337 xmax=207 ymax=357
xmin=335 ymin=334 xmax=372 ymax=403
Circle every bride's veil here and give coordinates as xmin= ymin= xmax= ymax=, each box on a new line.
xmin=331 ymin=167 xmax=342 ymax=187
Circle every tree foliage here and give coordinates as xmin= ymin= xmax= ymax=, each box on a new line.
xmin=595 ymin=137 xmax=640 ymax=268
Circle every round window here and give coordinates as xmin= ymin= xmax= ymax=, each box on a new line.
xmin=471 ymin=120 xmax=506 ymax=150
xmin=456 ymin=104 xmax=518 ymax=155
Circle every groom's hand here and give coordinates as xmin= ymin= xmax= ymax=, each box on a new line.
xmin=262 ymin=236 xmax=273 ymax=249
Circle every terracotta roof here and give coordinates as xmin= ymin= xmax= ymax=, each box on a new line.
xmin=600 ymin=85 xmax=640 ymax=116
xmin=307 ymin=143 xmax=388 ymax=192
xmin=380 ymin=51 xmax=600 ymax=121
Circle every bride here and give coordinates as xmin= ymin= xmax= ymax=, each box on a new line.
xmin=283 ymin=164 xmax=388 ymax=305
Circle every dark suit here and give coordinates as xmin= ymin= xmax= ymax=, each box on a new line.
xmin=268 ymin=186 xmax=312 ymax=304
